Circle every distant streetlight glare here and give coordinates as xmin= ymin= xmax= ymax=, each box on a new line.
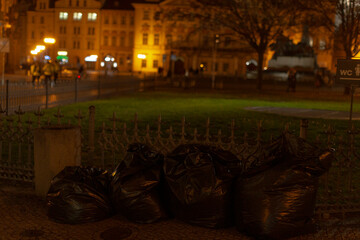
xmin=44 ymin=38 xmax=56 ymax=44
xmin=35 ymin=45 xmax=45 ymax=51
xmin=30 ymin=50 xmax=39 ymax=55
xmin=57 ymin=51 xmax=68 ymax=56
xmin=137 ymin=54 xmax=146 ymax=59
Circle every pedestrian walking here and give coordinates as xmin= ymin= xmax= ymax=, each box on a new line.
xmin=287 ymin=68 xmax=297 ymax=92
xmin=42 ymin=60 xmax=54 ymax=86
xmin=53 ymin=60 xmax=60 ymax=85
xmin=30 ymin=62 xmax=41 ymax=86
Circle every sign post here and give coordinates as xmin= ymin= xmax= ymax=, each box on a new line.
xmin=336 ymin=59 xmax=360 ymax=128
xmin=0 ymin=39 xmax=9 ymax=86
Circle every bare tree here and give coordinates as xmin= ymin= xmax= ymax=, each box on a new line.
xmin=299 ymin=0 xmax=360 ymax=60
xmin=190 ymin=0 xmax=299 ymax=90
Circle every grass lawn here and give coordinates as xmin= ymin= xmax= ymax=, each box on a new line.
xmin=18 ymin=91 xmax=358 ymax=143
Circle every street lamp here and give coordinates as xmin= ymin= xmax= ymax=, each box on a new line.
xmin=43 ymin=38 xmax=56 ymax=61
xmin=44 ymin=38 xmax=56 ymax=44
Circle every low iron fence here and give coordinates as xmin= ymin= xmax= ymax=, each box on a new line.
xmin=0 ymin=106 xmax=359 ymax=219
xmin=0 ymin=75 xmax=140 ymax=114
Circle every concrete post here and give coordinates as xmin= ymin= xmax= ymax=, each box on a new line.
xmin=33 ymin=125 xmax=81 ymax=197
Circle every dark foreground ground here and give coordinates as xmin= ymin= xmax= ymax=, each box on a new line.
xmin=1 ymin=181 xmax=359 ymax=240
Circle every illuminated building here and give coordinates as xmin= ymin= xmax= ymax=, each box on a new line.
xmin=21 ymin=0 xmax=338 ymax=76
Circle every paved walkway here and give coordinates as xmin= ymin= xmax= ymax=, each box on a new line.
xmin=245 ymin=106 xmax=360 ymax=120
xmin=1 ymin=182 xmax=360 ymax=240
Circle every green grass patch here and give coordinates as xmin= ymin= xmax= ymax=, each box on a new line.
xmin=10 ymin=91 xmax=355 ymax=144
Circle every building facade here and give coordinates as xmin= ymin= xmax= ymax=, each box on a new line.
xmin=22 ymin=0 xmax=338 ymax=76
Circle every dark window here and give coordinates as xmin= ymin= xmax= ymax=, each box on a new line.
xmin=223 ymin=63 xmax=229 ymax=72
xmin=154 ymin=11 xmax=160 ymax=21
xmin=121 ymin=16 xmax=126 ymax=25
xmin=104 ymin=36 xmax=108 ymax=46
xmin=166 ymin=34 xmax=172 ymax=45
xmin=69 ymin=0 xmax=72 ymax=6
xmin=76 ymin=0 xmax=79 ymax=7
xmin=143 ymin=10 xmax=149 ymax=20
xmin=40 ymin=16 xmax=44 ymax=24
xmin=143 ymin=33 xmax=148 ymax=45
xmin=104 ymin=16 xmax=109 ymax=24
xmin=153 ymin=60 xmax=158 ymax=68
xmin=120 ymin=35 xmax=125 ymax=47
xmin=84 ymin=0 xmax=87 ymax=7
xmin=224 ymin=37 xmax=231 ymax=47
xmin=154 ymin=34 xmax=159 ymax=45
xmin=111 ymin=36 xmax=116 ymax=47
xmin=31 ymin=31 xmax=34 ymax=39
xmin=130 ymin=16 xmax=134 ymax=25
xmin=141 ymin=59 xmax=146 ymax=68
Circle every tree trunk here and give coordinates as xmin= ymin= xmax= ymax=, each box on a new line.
xmin=257 ymin=51 xmax=264 ymax=90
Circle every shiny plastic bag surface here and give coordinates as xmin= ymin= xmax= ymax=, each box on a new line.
xmin=47 ymin=166 xmax=112 ymax=224
xmin=111 ymin=143 xmax=167 ymax=223
xmin=236 ymin=133 xmax=333 ymax=239
xmin=164 ymin=144 xmax=242 ymax=228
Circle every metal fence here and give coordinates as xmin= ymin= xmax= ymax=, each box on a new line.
xmin=0 ymin=74 xmax=140 ymax=114
xmin=0 ymin=106 xmax=359 ymax=219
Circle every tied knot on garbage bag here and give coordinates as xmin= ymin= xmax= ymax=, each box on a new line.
xmin=47 ymin=166 xmax=113 ymax=224
xmin=111 ymin=143 xmax=167 ymax=224
xmin=164 ymin=144 xmax=242 ymax=228
xmin=235 ymin=133 xmax=334 ymax=240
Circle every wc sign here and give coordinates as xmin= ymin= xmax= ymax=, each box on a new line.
xmin=336 ymin=59 xmax=360 ymax=84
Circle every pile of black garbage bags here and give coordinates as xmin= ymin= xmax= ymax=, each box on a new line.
xmin=47 ymin=133 xmax=333 ymax=239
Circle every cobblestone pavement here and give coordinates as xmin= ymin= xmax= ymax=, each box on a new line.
xmin=1 ymin=183 xmax=360 ymax=240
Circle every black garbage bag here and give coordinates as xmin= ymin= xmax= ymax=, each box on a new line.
xmin=164 ymin=144 xmax=242 ymax=228
xmin=111 ymin=143 xmax=167 ymax=223
xmin=236 ymin=133 xmax=333 ymax=240
xmin=47 ymin=166 xmax=113 ymax=224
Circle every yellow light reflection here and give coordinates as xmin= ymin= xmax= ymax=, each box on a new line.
xmin=44 ymin=38 xmax=56 ymax=44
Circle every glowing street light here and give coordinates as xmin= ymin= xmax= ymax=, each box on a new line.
xmin=44 ymin=38 xmax=56 ymax=44
xmin=137 ymin=54 xmax=146 ymax=59
xmin=35 ymin=45 xmax=45 ymax=51
xmin=31 ymin=50 xmax=39 ymax=55
xmin=57 ymin=51 xmax=68 ymax=56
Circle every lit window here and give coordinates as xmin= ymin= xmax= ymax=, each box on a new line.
xmin=88 ymin=13 xmax=97 ymax=21
xmin=154 ymin=34 xmax=159 ymax=45
xmin=59 ymin=12 xmax=68 ymax=20
xmin=73 ymin=12 xmax=83 ymax=21
xmin=309 ymin=37 xmax=313 ymax=47
xmin=319 ymin=39 xmax=326 ymax=50
xmin=141 ymin=59 xmax=147 ymax=68
xmin=143 ymin=33 xmax=148 ymax=45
